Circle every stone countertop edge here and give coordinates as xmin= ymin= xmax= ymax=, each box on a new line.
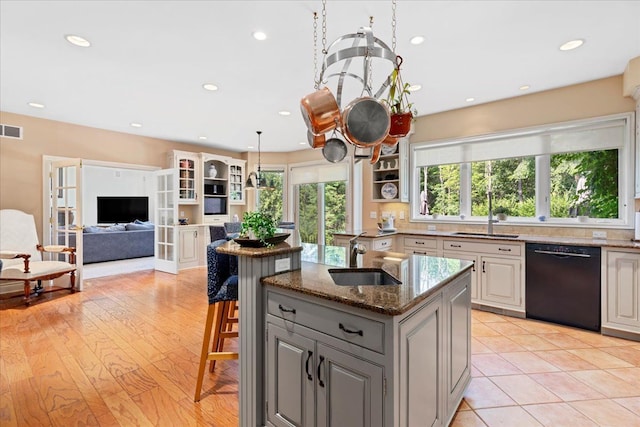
xmin=334 ymin=229 xmax=640 ymax=250
xmin=261 ymin=262 xmax=474 ymax=316
xmin=216 ymin=241 xmax=303 ymax=258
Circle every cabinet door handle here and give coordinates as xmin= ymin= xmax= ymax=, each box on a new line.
xmin=482 ymin=261 xmax=486 ymax=273
xmin=472 ymin=260 xmax=476 ymax=272
xmin=339 ymin=323 xmax=363 ymax=336
xmin=305 ymin=351 xmax=313 ymax=381
xmin=317 ymin=356 xmax=325 ymax=387
xmin=278 ymin=304 xmax=296 ymax=314
xmin=450 ymin=244 xmax=462 ymax=248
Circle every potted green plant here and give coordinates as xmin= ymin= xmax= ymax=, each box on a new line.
xmin=494 ymin=206 xmax=510 ymax=221
xmin=240 ymin=211 xmax=277 ymax=246
xmin=385 ymin=56 xmax=417 ymax=138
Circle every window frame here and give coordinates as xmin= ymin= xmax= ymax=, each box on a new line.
xmin=410 ymin=113 xmax=635 ymax=228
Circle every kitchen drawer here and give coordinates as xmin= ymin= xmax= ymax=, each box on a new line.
xmin=372 ymin=237 xmax=393 ymax=251
xmin=443 ymin=239 xmax=521 ymax=256
xmin=403 ymin=236 xmax=437 ymax=250
xmin=267 ymin=290 xmax=385 ymax=354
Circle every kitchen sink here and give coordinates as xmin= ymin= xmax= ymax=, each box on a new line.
xmin=452 ymin=232 xmax=519 ymax=239
xmin=328 ymin=268 xmax=401 ymax=286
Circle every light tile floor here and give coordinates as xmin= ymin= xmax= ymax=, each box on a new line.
xmin=452 ymin=310 xmax=640 ymax=427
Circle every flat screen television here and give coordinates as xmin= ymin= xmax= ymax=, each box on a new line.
xmin=204 ymin=197 xmax=227 ymax=215
xmin=97 ymin=196 xmax=149 ymax=224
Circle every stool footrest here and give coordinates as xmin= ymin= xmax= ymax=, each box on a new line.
xmin=206 ymin=352 xmax=239 ymax=361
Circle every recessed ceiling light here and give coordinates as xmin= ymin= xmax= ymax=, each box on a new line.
xmin=519 ymin=85 xmax=530 ymax=91
xmin=410 ymin=35 xmax=425 ymax=45
xmin=202 ymin=83 xmax=218 ymax=91
xmin=252 ymin=31 xmax=267 ymax=41
xmin=559 ymin=39 xmax=584 ymax=51
xmin=465 ymin=97 xmax=475 ymax=102
xmin=130 ymin=122 xmax=142 ymax=128
xmin=278 ymin=110 xmax=291 ymax=116
xmin=248 ymin=145 xmax=254 ymax=149
xmin=28 ymin=102 xmax=45 ymax=108
xmin=199 ymin=136 xmax=207 ymax=140
xmin=65 ymin=34 xmax=91 ymax=47
xmin=299 ymin=141 xmax=306 ymax=145
xmin=408 ymin=84 xmax=422 ymax=92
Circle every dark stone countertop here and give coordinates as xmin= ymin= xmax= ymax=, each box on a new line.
xmin=261 ymin=247 xmax=473 ymax=316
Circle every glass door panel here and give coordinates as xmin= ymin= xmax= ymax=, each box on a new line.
xmin=155 ymin=168 xmax=178 ymax=274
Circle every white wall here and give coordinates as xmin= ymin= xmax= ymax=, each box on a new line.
xmin=82 ymin=165 xmax=155 ymax=225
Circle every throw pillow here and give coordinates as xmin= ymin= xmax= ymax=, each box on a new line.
xmin=84 ymin=226 xmax=105 ymax=233
xmin=125 ymin=222 xmax=154 ymax=231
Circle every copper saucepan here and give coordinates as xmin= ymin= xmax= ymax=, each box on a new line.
xmin=300 ymin=87 xmax=342 ymax=136
xmin=342 ymin=97 xmax=390 ymax=148
xmin=307 ymin=130 xmax=326 ymax=149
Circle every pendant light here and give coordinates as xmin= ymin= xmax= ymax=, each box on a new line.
xmin=245 ymin=130 xmax=270 ymax=189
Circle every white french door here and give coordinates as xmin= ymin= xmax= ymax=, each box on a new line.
xmin=154 ymin=168 xmax=178 ymax=274
xmin=50 ymin=158 xmax=84 ymax=290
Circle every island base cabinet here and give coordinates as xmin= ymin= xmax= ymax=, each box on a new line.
xmin=267 ymin=324 xmax=315 ymax=427
xmin=398 ymin=296 xmax=443 ymax=427
xmin=266 ymin=321 xmax=383 ymax=427
xmin=316 ymin=343 xmax=383 ymax=427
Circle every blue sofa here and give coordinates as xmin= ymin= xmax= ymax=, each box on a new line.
xmin=64 ymin=222 xmax=154 ymax=264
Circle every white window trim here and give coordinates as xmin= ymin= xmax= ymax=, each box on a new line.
xmin=410 ymin=113 xmax=635 ymax=229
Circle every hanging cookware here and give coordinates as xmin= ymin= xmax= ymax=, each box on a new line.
xmin=307 ymin=130 xmax=326 ymax=149
xmin=322 ymin=135 xmax=348 ymax=163
xmin=341 ymin=97 xmax=390 ymax=147
xmin=369 ymin=143 xmax=382 ymax=165
xmin=382 ymin=133 xmax=399 ymax=147
xmin=300 ymin=87 xmax=342 ymax=135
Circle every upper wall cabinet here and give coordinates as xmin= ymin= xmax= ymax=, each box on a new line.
xmin=371 ymin=138 xmax=408 ymax=203
xmin=169 ymin=150 xmax=199 ymax=204
xmin=228 ymin=159 xmax=246 ymax=205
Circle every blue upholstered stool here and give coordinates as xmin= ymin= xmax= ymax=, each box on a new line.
xmin=194 ymin=239 xmax=239 ymax=402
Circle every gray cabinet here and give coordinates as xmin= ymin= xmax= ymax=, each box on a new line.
xmin=398 ymin=296 xmax=442 ymax=426
xmin=267 ymin=323 xmax=315 ymax=427
xmin=266 ymin=322 xmax=383 ymax=427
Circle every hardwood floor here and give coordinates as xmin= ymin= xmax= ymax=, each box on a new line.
xmin=2 ymin=268 xmax=639 ymax=426
xmin=0 ymin=268 xmax=238 ymax=427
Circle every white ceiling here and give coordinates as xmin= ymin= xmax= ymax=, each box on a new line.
xmin=1 ymin=1 xmax=639 ymax=153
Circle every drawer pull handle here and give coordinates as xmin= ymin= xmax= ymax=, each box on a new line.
xmin=305 ymin=351 xmax=313 ymax=381
xmin=414 ymin=251 xmax=427 ymax=255
xmin=318 ymin=356 xmax=325 ymax=387
xmin=339 ymin=323 xmax=363 ymax=336
xmin=278 ymin=304 xmax=296 ymax=314
xmin=498 ymin=248 xmax=511 ymax=252
xmin=416 ymin=241 xmax=425 ymax=245
xmin=450 ymin=244 xmax=462 ymax=248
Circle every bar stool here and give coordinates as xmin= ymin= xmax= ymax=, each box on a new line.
xmin=194 ymin=239 xmax=239 ymax=402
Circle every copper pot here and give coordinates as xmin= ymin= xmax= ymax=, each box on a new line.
xmin=382 ymin=133 xmax=399 ymax=147
xmin=307 ymin=130 xmax=326 ymax=149
xmin=370 ymin=144 xmax=382 ymax=164
xmin=342 ymin=97 xmax=390 ymax=147
xmin=300 ymin=87 xmax=342 ymax=135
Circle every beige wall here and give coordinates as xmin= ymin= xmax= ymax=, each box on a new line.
xmin=362 ymin=75 xmax=638 ymax=236
xmin=0 ymin=112 xmax=243 ymax=240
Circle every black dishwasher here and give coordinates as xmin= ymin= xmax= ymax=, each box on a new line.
xmin=525 ymin=243 xmax=601 ymax=331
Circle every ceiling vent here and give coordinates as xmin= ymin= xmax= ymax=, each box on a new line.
xmin=0 ymin=124 xmax=23 ymax=139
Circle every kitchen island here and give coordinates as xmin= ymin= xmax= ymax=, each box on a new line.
xmin=218 ymin=237 xmax=473 ymax=427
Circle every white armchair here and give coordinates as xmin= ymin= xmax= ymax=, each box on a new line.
xmin=0 ymin=209 xmax=77 ymax=305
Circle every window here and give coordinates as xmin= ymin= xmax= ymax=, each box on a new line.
xmin=290 ymin=161 xmax=350 ymax=245
xmin=256 ymin=168 xmax=285 ymax=223
xmin=411 ymin=113 xmax=634 ymax=227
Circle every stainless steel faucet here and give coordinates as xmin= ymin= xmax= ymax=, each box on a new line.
xmin=349 ymin=232 xmax=367 ymax=268
xmin=487 ymin=191 xmax=499 ymax=235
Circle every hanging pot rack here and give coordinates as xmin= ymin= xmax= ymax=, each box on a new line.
xmin=301 ymin=0 xmax=412 ymax=164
